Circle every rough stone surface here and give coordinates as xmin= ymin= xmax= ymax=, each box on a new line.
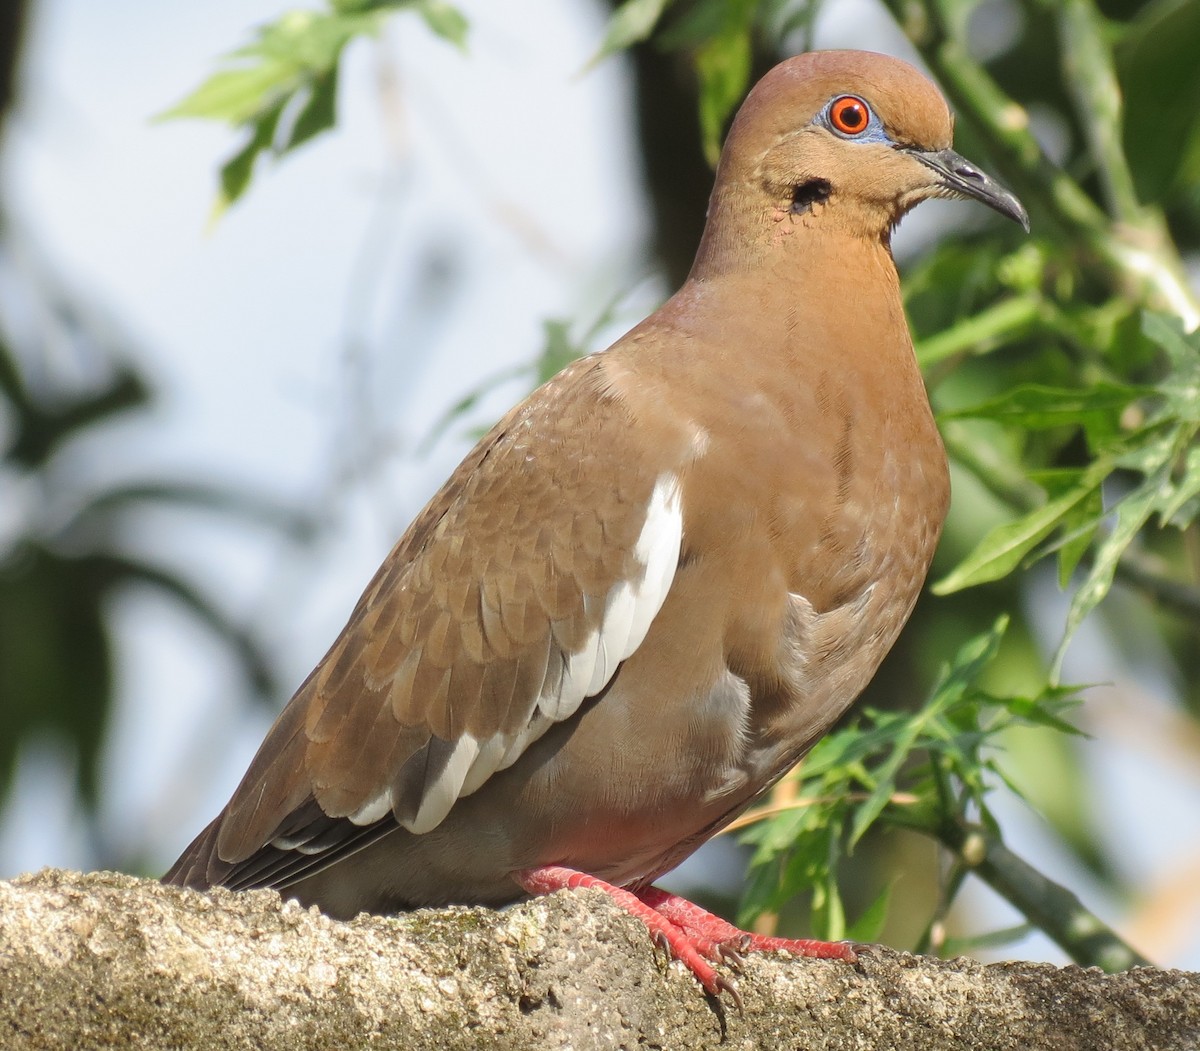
xmin=1 ymin=868 xmax=1197 ymax=1050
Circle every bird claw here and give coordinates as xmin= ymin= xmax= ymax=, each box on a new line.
xmin=846 ymin=941 xmax=873 ymax=969
xmin=649 ymin=925 xmax=741 ymax=1009
xmin=712 ymin=973 xmax=743 ymax=1013
xmin=716 ymin=943 xmax=745 ymax=973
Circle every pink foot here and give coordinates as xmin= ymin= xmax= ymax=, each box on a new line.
xmin=515 ymin=865 xmax=857 ymax=1007
xmin=636 ymin=886 xmax=858 ymax=962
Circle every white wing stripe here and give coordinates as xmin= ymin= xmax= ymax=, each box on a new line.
xmin=626 ymin=475 xmax=683 ymax=655
xmin=534 ymin=473 xmax=681 ymax=722
xmin=404 ymin=733 xmax=481 ymax=834
xmin=347 ymin=790 xmax=393 ymax=827
xmin=460 ymin=734 xmax=509 ymax=795
xmin=587 ymin=633 xmax=614 ymax=696
xmin=497 ymin=711 xmax=551 ymax=771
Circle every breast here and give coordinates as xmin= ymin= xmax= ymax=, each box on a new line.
xmin=644 ymin=329 xmax=950 ymax=809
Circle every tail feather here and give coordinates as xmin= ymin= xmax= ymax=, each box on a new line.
xmin=162 ymin=814 xmax=227 ymax=889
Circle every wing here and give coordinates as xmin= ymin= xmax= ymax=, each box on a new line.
xmin=165 ymin=355 xmax=684 ymax=891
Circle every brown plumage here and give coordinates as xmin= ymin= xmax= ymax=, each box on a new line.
xmin=165 ymin=49 xmax=1027 ymax=1000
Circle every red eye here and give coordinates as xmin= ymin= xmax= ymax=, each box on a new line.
xmin=829 ymin=95 xmax=870 ymax=136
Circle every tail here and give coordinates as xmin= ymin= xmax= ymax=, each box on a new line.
xmin=161 ymin=814 xmax=226 ymax=889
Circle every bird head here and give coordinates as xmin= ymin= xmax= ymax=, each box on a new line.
xmin=699 ymin=50 xmax=1027 ymax=265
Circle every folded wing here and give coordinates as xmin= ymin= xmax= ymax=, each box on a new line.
xmin=165 ymin=357 xmax=684 ymax=892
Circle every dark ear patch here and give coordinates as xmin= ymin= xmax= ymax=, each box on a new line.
xmin=791 ymin=179 xmax=832 ymax=215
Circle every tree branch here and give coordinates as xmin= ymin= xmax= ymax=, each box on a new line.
xmin=930 ymin=819 xmax=1152 ymax=972
xmin=1052 ymin=0 xmax=1144 ymax=225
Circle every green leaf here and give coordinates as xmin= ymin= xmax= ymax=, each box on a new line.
xmin=655 ymin=0 xmax=742 ymax=47
xmin=588 ymin=0 xmax=672 ymax=66
xmin=287 ymin=67 xmax=340 ymax=150
xmin=737 ymin=854 xmax=786 ymax=923
xmin=414 ymin=0 xmax=469 ymax=51
xmin=217 ymin=99 xmax=286 ymax=211
xmin=927 ymin=617 xmax=1010 ymax=715
xmin=534 ymin=319 xmax=584 ymax=383
xmin=811 ymin=869 xmax=846 ymax=942
xmin=1053 ymin=461 xmax=1172 ymax=676
xmin=1118 ymin=0 xmax=1200 ymax=203
xmin=756 ymin=0 xmax=824 ymax=45
xmin=733 ymin=617 xmax=1091 ymax=940
xmin=740 ymin=807 xmax=836 ymax=924
xmin=845 ymin=743 xmax=911 ymax=850
xmin=934 ymin=480 xmax=1101 ymax=594
xmin=846 ymin=882 xmax=894 ymax=943
xmin=915 ymin=295 xmax=1043 ymax=368
xmin=847 ymin=619 xmax=1007 ymax=848
xmin=162 ymin=3 xmax=468 ymax=209
xmin=806 ymin=839 xmax=844 ymax=940
xmin=940 ymin=382 xmax=1149 ymax=432
xmin=996 ymin=686 xmax=1087 ymax=738
xmin=695 ymin=26 xmax=751 ymax=167
xmin=1054 ymin=486 xmax=1104 ymax=587
xmin=161 ymin=10 xmax=376 ymax=123
xmin=1142 ymin=312 xmax=1200 ymax=423
xmin=799 ymin=719 xmax=899 ymax=778
xmin=1142 ymin=308 xmax=1195 ymax=357
xmin=1161 ymin=444 xmax=1200 ymax=525
xmin=161 ymin=63 xmax=294 ymax=125
xmin=743 ymin=801 xmax=815 ymax=863
xmin=251 ymin=9 xmax=382 ymax=67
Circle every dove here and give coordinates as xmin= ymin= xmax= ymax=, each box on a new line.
xmin=166 ymin=49 xmax=1028 ymax=1003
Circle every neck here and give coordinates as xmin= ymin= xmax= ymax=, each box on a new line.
xmin=674 ymin=218 xmax=907 ymax=365
xmin=689 ymin=183 xmax=896 ymax=288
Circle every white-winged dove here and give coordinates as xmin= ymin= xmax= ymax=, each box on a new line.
xmin=165 ymin=49 xmax=1027 ymax=1003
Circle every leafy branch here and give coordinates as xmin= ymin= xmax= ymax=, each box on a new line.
xmin=160 ymin=0 xmax=468 ymax=210
xmin=732 ymin=619 xmax=1146 ymax=970
xmin=933 ymin=311 xmax=1200 ymax=676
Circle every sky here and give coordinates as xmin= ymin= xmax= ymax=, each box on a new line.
xmin=1 ymin=0 xmax=1197 ymax=970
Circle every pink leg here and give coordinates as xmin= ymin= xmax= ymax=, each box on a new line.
xmin=515 ymin=866 xmax=857 ymax=1007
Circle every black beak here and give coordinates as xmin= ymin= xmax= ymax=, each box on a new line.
xmin=907 ymin=147 xmax=1030 ymax=232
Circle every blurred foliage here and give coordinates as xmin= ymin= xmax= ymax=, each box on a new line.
xmin=591 ymin=0 xmax=822 ymax=164
xmin=0 ymin=230 xmax=313 ymax=856
xmin=0 ymin=0 xmax=369 ymax=873
xmin=420 ymin=295 xmax=630 ymax=453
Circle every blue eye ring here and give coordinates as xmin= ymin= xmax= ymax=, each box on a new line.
xmin=817 ymin=94 xmax=891 ymax=144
